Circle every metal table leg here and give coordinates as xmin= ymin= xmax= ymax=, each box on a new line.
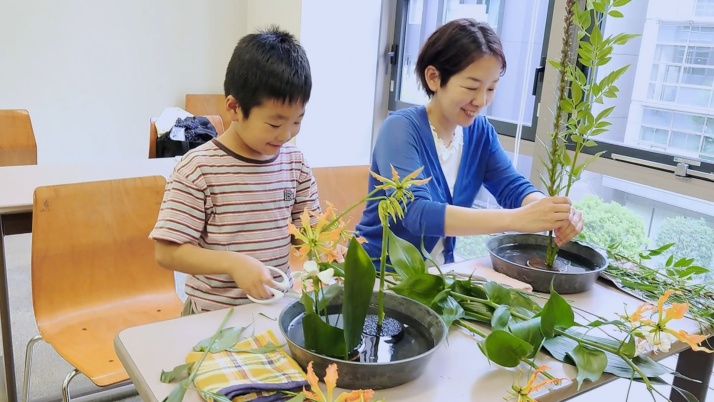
xmin=670 ymin=347 xmax=713 ymax=402
xmin=0 ymin=215 xmax=18 ymax=402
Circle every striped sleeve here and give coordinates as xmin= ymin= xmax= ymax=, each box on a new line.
xmin=150 ymin=169 xmax=209 ymax=245
xmin=290 ymin=160 xmax=320 ymax=227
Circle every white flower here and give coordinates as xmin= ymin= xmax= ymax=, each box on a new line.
xmin=635 ymin=331 xmax=676 ymax=356
xmin=291 ymin=260 xmax=334 ymax=285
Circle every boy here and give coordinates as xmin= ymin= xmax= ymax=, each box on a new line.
xmin=150 ymin=26 xmax=319 ymax=313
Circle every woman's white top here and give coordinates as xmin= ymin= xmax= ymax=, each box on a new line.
xmin=428 ymin=124 xmax=463 ymax=266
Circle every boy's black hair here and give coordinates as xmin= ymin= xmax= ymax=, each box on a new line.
xmin=224 ymin=25 xmax=312 ymax=117
xmin=416 ymin=19 xmax=507 ymax=98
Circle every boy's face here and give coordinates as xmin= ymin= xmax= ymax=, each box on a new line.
xmin=226 ymin=96 xmax=305 ymax=160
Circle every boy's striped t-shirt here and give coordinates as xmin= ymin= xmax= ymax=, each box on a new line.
xmin=150 ymin=139 xmax=319 ymax=312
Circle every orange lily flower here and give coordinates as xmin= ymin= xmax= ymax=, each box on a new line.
xmin=297 ymin=361 xmax=382 ymax=402
xmin=506 ymin=365 xmax=566 ymax=402
xmin=626 ymin=289 xmax=713 ymax=355
xmin=288 ymin=202 xmax=349 ymax=263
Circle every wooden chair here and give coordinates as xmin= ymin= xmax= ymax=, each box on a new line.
xmin=22 ymin=176 xmax=183 ymax=401
xmin=184 ymin=94 xmax=232 ymax=129
xmin=312 ymin=165 xmax=371 ymax=232
xmin=0 ymin=109 xmax=37 ymax=166
xmin=148 ymin=114 xmax=224 ymax=158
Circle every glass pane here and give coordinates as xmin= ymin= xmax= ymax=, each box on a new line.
xmin=702 ymin=136 xmax=714 ymax=154
xmin=678 ymin=87 xmax=711 ymax=107
xmin=686 ymin=46 xmax=714 ymax=65
xmin=671 ymin=131 xmax=701 ymax=151
xmin=681 ymin=66 xmax=714 ymax=86
xmin=397 ymin=0 xmax=549 ymax=126
xmin=664 ymin=65 xmax=680 ymax=83
xmin=672 ymin=111 xmax=705 ymax=132
xmin=690 ymin=26 xmax=714 ymax=44
xmin=642 ymin=107 xmax=673 ymax=126
xmin=662 ymin=85 xmax=678 ymax=101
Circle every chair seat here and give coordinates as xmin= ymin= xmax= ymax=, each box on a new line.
xmin=37 ymin=292 xmax=182 ymax=386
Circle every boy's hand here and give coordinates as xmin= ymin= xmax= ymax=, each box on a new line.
xmin=229 ymin=256 xmax=278 ymax=300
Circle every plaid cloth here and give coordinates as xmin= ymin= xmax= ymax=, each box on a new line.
xmin=186 ymin=329 xmax=308 ymax=402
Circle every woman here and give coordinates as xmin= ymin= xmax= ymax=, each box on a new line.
xmin=356 ymin=18 xmax=583 ymax=265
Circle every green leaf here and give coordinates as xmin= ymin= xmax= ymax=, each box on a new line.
xmin=491 ymin=305 xmax=511 ymax=331
xmin=387 ymin=229 xmax=425 ymax=279
xmin=543 ymin=331 xmax=672 ymax=378
xmin=508 ymin=317 xmax=544 ymax=358
xmin=433 ymin=295 xmax=465 ymax=328
xmin=390 ymin=273 xmax=445 ymax=306
xmin=678 ymin=265 xmax=710 ymax=278
xmin=316 ymin=283 xmax=342 ymax=312
xmin=163 ymin=378 xmax=190 ymax=402
xmin=583 ymin=140 xmax=598 ymax=147
xmin=665 ymin=254 xmax=674 ymax=267
xmin=299 ymin=292 xmax=315 ymax=315
xmin=193 ymin=326 xmax=249 ymax=353
xmin=540 ymin=289 xmax=575 ymax=338
xmin=673 ymin=257 xmax=695 ymax=268
xmin=342 ymin=237 xmax=376 ymax=351
xmin=160 ymin=363 xmax=194 ymax=383
xmin=613 ymin=0 xmax=631 ymax=6
xmin=548 ymin=60 xmax=562 ymax=71
xmin=567 ymin=344 xmax=608 ymax=389
xmin=608 ymin=10 xmax=624 ymax=18
xmin=618 ymin=334 xmax=636 ymax=359
xmin=302 ymin=312 xmax=347 ymax=358
xmin=483 ymin=281 xmax=511 ymax=305
xmin=479 ymin=330 xmax=533 ymax=367
xmin=507 ymin=291 xmax=542 ymax=316
xmin=285 ymin=394 xmax=307 ymax=402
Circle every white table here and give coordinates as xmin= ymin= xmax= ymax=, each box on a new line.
xmin=0 ymin=157 xmax=177 ymax=402
xmin=114 ymin=261 xmax=707 ymax=402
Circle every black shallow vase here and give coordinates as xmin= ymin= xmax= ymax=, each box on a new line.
xmin=278 ymin=291 xmax=448 ymax=390
xmin=486 ymin=233 xmax=607 ymax=294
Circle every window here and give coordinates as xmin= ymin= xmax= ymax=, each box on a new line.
xmin=574 ymin=2 xmax=714 ymax=180
xmin=389 ymin=0 xmax=553 ymax=140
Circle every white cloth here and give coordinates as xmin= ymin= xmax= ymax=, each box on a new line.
xmin=155 ymin=107 xmax=193 ymax=135
xmin=428 ymin=124 xmax=463 ymax=265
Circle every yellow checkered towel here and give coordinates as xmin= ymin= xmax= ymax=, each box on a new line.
xmin=186 ymin=329 xmax=308 ymax=402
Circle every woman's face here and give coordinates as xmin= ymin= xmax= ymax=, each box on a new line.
xmin=427 ymin=55 xmax=502 ymax=127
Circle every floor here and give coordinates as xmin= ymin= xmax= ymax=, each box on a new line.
xmin=2 ymin=233 xmax=712 ymax=401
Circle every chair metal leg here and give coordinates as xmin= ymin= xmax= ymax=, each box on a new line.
xmin=21 ymin=335 xmax=44 ymax=402
xmin=61 ymin=369 xmax=80 ymax=402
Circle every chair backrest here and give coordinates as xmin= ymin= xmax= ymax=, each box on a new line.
xmin=0 ymin=109 xmax=37 ymax=166
xmin=31 ymin=176 xmax=177 ymax=323
xmin=148 ymin=114 xmax=225 ymax=158
xmin=185 ymin=94 xmax=232 ymax=129
xmin=312 ymin=165 xmax=371 ymax=232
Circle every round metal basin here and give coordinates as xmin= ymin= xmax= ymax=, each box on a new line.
xmin=279 ymin=291 xmax=447 ymax=390
xmin=486 ymin=233 xmax=607 ymax=294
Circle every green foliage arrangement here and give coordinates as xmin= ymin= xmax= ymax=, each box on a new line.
xmin=540 ymin=0 xmax=638 ymax=267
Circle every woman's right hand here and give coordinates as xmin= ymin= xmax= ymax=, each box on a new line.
xmin=512 ymin=196 xmax=572 ymax=233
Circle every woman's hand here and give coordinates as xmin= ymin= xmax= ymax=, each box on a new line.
xmin=512 ymin=196 xmax=572 ymax=234
xmin=554 ymin=206 xmax=584 ymax=246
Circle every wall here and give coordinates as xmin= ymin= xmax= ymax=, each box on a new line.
xmin=1 ymin=0 xmax=383 ymax=167
xmin=0 ymin=0 xmax=245 ymax=164
xmin=297 ymin=0 xmax=382 ymax=167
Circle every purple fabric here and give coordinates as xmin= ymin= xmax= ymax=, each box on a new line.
xmin=219 ymin=380 xmax=308 ymax=401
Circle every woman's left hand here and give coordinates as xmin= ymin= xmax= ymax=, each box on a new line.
xmin=554 ymin=207 xmax=584 ymax=246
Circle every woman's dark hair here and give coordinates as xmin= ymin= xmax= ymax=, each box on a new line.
xmin=224 ymin=25 xmax=312 ymax=117
xmin=416 ymin=19 xmax=507 ymax=97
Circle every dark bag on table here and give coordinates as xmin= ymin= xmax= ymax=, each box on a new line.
xmin=156 ymin=116 xmax=218 ymax=158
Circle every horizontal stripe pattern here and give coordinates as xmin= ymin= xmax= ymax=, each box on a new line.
xmin=150 ymin=140 xmax=319 ymax=312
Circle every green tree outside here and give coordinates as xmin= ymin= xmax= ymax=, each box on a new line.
xmin=574 ymin=195 xmax=648 ymax=258
xmin=655 ymin=216 xmax=714 ymax=270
